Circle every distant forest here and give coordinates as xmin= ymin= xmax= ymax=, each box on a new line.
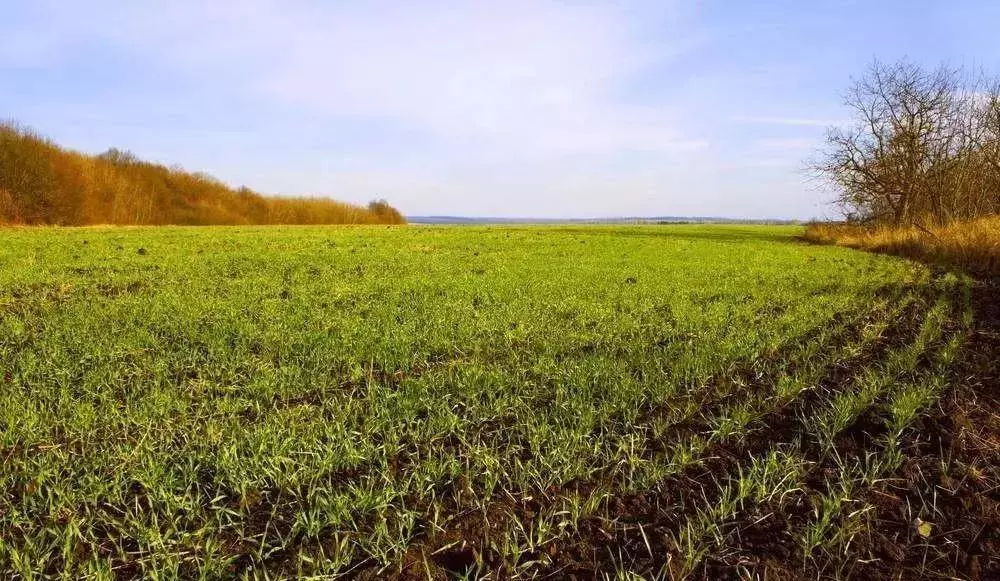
xmin=0 ymin=122 xmax=405 ymax=226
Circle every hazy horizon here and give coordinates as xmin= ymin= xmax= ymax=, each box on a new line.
xmin=4 ymin=1 xmax=998 ymax=220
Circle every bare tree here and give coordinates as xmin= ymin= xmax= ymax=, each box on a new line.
xmin=966 ymin=79 xmax=1000 ymax=217
xmin=815 ymin=59 xmax=1000 ymax=226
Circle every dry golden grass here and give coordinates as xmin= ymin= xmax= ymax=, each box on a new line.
xmin=804 ymin=217 xmax=1000 ymax=277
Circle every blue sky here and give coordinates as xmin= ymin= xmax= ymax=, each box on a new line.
xmin=2 ymin=1 xmax=998 ymax=219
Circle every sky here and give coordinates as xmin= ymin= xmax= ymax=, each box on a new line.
xmin=2 ymin=1 xmax=999 ymax=219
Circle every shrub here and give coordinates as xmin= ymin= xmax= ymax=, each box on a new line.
xmin=804 ymin=217 xmax=1000 ymax=277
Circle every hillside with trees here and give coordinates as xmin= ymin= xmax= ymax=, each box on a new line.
xmin=0 ymin=123 xmax=405 ymax=226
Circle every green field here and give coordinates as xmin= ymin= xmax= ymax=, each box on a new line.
xmin=0 ymin=225 xmax=972 ymax=579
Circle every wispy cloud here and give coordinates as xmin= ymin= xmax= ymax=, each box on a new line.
xmin=753 ymin=137 xmax=820 ymax=152
xmin=10 ymin=1 xmax=704 ymax=160
xmin=733 ymin=116 xmax=848 ymax=127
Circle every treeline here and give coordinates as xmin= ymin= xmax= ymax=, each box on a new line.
xmin=815 ymin=60 xmax=1000 ymax=226
xmin=0 ymin=122 xmax=405 ymax=226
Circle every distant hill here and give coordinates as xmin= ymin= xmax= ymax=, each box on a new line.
xmin=407 ymin=215 xmax=802 ymax=225
xmin=0 ymin=122 xmax=405 ymax=226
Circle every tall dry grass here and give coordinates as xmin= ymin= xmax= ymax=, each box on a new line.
xmin=804 ymin=217 xmax=1000 ymax=278
xmin=0 ymin=122 xmax=405 ymax=226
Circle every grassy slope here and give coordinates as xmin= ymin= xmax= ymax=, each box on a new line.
xmin=0 ymin=225 xmax=974 ymax=579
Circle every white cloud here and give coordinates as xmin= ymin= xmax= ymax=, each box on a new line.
xmin=15 ymin=0 xmax=700 ymax=159
xmin=733 ymin=116 xmax=847 ymax=127
xmin=753 ymin=137 xmax=819 ymax=152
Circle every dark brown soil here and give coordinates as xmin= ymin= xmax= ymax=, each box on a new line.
xmin=848 ymin=278 xmax=1000 ymax=581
